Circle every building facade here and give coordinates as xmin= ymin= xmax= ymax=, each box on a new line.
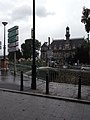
xmin=41 ymin=27 xmax=86 ymax=65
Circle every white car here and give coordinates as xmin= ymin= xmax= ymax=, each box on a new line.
xmin=63 ymin=65 xmax=68 ymax=69
xmin=81 ymin=65 xmax=90 ymax=70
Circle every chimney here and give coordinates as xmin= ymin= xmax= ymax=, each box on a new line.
xmin=31 ymin=28 xmax=33 ymax=39
xmin=48 ymin=37 xmax=50 ymax=45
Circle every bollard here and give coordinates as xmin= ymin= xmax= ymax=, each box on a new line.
xmin=20 ymin=71 xmax=23 ymax=91
xmin=46 ymin=73 xmax=49 ymax=94
xmin=78 ymin=76 xmax=81 ymax=99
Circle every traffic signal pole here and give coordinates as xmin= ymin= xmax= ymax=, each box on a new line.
xmin=31 ymin=0 xmax=36 ymax=89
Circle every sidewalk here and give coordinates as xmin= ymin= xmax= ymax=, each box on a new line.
xmin=0 ymin=70 xmax=90 ymax=102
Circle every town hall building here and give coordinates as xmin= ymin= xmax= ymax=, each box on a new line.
xmin=41 ymin=26 xmax=86 ymax=66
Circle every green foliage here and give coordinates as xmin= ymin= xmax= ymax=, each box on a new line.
xmin=81 ymin=7 xmax=90 ymax=33
xmin=16 ymin=49 xmax=22 ymax=59
xmin=74 ymin=43 xmax=90 ymax=64
xmin=8 ymin=52 xmax=13 ymax=61
xmin=8 ymin=38 xmax=41 ymax=61
xmin=21 ymin=39 xmax=41 ymax=59
xmin=8 ymin=49 xmax=22 ymax=61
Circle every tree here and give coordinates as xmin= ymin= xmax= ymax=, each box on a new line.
xmin=8 ymin=49 xmax=22 ymax=61
xmin=16 ymin=49 xmax=22 ymax=59
xmin=81 ymin=7 xmax=90 ymax=42
xmin=74 ymin=43 xmax=90 ymax=64
xmin=21 ymin=39 xmax=41 ymax=59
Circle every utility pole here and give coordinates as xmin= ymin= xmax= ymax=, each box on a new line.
xmin=31 ymin=0 xmax=36 ymax=89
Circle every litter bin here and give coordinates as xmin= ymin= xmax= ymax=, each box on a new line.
xmin=1 ymin=59 xmax=8 ymax=70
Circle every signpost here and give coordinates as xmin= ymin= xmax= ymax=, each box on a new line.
xmin=8 ymin=26 xmax=19 ymax=75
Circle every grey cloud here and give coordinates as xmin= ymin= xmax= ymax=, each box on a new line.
xmin=11 ymin=5 xmax=32 ymax=21
xmin=10 ymin=5 xmax=55 ymax=21
xmin=36 ymin=6 xmax=55 ymax=17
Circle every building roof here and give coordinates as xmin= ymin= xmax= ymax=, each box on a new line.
xmin=41 ymin=42 xmax=48 ymax=48
xmin=51 ymin=39 xmax=65 ymax=47
xmin=51 ymin=37 xmax=85 ymax=47
xmin=41 ymin=42 xmax=48 ymax=52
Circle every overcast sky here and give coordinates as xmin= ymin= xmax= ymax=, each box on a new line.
xmin=0 ymin=0 xmax=90 ymax=55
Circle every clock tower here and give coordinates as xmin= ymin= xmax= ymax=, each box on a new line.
xmin=65 ymin=26 xmax=70 ymax=40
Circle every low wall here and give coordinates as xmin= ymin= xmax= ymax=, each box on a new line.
xmin=37 ymin=69 xmax=90 ymax=85
xmin=54 ymin=69 xmax=90 ymax=85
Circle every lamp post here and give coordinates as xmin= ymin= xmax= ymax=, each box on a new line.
xmin=31 ymin=0 xmax=36 ymax=89
xmin=2 ymin=22 xmax=8 ymax=60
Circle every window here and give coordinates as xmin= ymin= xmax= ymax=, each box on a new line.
xmin=65 ymin=43 xmax=69 ymax=49
xmin=59 ymin=45 xmax=62 ymax=50
xmin=54 ymin=45 xmax=57 ymax=50
xmin=73 ymin=44 xmax=75 ymax=49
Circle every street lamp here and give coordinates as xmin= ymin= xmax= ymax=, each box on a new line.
xmin=2 ymin=22 xmax=8 ymax=60
xmin=31 ymin=0 xmax=36 ymax=89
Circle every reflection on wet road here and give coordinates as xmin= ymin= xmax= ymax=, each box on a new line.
xmin=0 ymin=70 xmax=31 ymax=87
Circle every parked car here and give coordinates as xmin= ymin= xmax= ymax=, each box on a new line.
xmin=63 ymin=65 xmax=68 ymax=69
xmin=81 ymin=65 xmax=90 ymax=70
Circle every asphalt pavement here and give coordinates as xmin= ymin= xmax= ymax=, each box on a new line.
xmin=0 ymin=90 xmax=90 ymax=120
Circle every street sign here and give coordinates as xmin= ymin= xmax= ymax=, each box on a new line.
xmin=8 ymin=46 xmax=19 ymax=52
xmin=8 ymin=26 xmax=19 ymax=44
xmin=8 ymin=36 xmax=18 ymax=43
xmin=8 ymin=29 xmax=18 ymax=38
xmin=8 ymin=26 xmax=19 ymax=52
xmin=8 ymin=26 xmax=18 ymax=32
xmin=8 ymin=41 xmax=18 ymax=48
xmin=8 ymin=26 xmax=19 ymax=75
